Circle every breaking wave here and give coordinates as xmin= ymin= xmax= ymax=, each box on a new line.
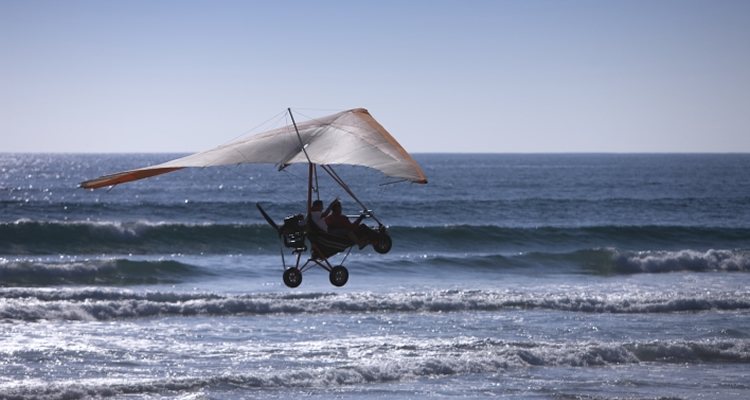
xmin=2 ymin=288 xmax=749 ymax=322
xmin=2 ymin=336 xmax=748 ymax=400
xmin=392 ymin=248 xmax=750 ymax=274
xmin=2 ymin=248 xmax=749 ymax=291
xmin=3 ymin=219 xmax=749 ymax=260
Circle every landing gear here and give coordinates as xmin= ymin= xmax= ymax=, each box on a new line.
xmin=283 ymin=268 xmax=302 ymax=288
xmin=373 ymin=232 xmax=392 ymax=254
xmin=264 ymin=202 xmax=393 ymax=288
xmin=329 ymin=265 xmax=349 ymax=287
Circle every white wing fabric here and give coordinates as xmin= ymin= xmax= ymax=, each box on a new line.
xmin=80 ymin=108 xmax=427 ymax=189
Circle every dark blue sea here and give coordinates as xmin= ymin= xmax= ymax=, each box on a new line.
xmin=2 ymin=153 xmax=750 ymax=399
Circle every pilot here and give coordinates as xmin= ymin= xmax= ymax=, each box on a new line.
xmin=302 ymin=199 xmax=334 ymax=232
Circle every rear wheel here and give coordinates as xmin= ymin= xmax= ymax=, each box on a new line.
xmin=329 ymin=265 xmax=349 ymax=287
xmin=373 ymin=233 xmax=392 ymax=254
xmin=283 ymin=268 xmax=302 ymax=288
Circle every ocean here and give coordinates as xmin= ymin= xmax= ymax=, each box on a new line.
xmin=1 ymin=153 xmax=749 ymax=399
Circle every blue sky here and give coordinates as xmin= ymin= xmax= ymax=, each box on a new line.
xmin=2 ymin=0 xmax=749 ymax=153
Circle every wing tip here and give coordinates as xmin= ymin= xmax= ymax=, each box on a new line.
xmin=78 ymin=167 xmax=184 ymax=190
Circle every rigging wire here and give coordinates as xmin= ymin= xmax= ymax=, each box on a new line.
xmin=198 ymin=108 xmax=411 ymax=219
xmin=219 ymin=110 xmax=288 ymax=147
xmin=281 ymin=168 xmax=312 ymax=203
xmin=217 ymin=164 xmax=307 ymax=205
xmin=213 ymin=108 xmax=315 ymax=206
xmin=191 ymin=110 xmax=291 ymax=177
xmin=290 ymin=108 xmax=393 ymax=213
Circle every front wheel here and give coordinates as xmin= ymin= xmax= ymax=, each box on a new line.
xmin=373 ymin=233 xmax=392 ymax=254
xmin=283 ymin=268 xmax=302 ymax=288
xmin=329 ymin=265 xmax=349 ymax=287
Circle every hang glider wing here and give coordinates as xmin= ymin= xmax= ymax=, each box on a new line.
xmin=80 ymin=108 xmax=427 ymax=189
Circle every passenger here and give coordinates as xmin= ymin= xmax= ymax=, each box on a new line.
xmin=325 ymin=200 xmax=378 ymax=249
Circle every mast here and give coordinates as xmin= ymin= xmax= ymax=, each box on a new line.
xmin=288 ymin=108 xmax=315 ymax=212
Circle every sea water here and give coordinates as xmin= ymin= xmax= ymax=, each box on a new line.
xmin=1 ymin=153 xmax=749 ymax=399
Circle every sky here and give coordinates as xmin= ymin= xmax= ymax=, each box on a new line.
xmin=2 ymin=0 xmax=749 ymax=153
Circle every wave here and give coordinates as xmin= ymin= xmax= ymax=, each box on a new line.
xmin=2 ymin=288 xmax=749 ymax=321
xmin=2 ymin=250 xmax=749 ymax=291
xmin=526 ymin=248 xmax=750 ymax=274
xmin=3 ymin=220 xmax=749 ymax=256
xmin=0 ymin=258 xmax=211 ymax=287
xmin=2 ymin=337 xmax=748 ymax=399
xmin=403 ymin=224 xmax=750 ymax=252
xmin=0 ymin=220 xmax=277 ymax=255
xmin=380 ymin=248 xmax=750 ymax=274
xmin=608 ymin=248 xmax=750 ymax=273
xmin=2 ymin=248 xmax=748 ymax=291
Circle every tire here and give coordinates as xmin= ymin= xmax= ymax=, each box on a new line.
xmin=329 ymin=265 xmax=349 ymax=287
xmin=283 ymin=268 xmax=302 ymax=288
xmin=373 ymin=233 xmax=392 ymax=254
